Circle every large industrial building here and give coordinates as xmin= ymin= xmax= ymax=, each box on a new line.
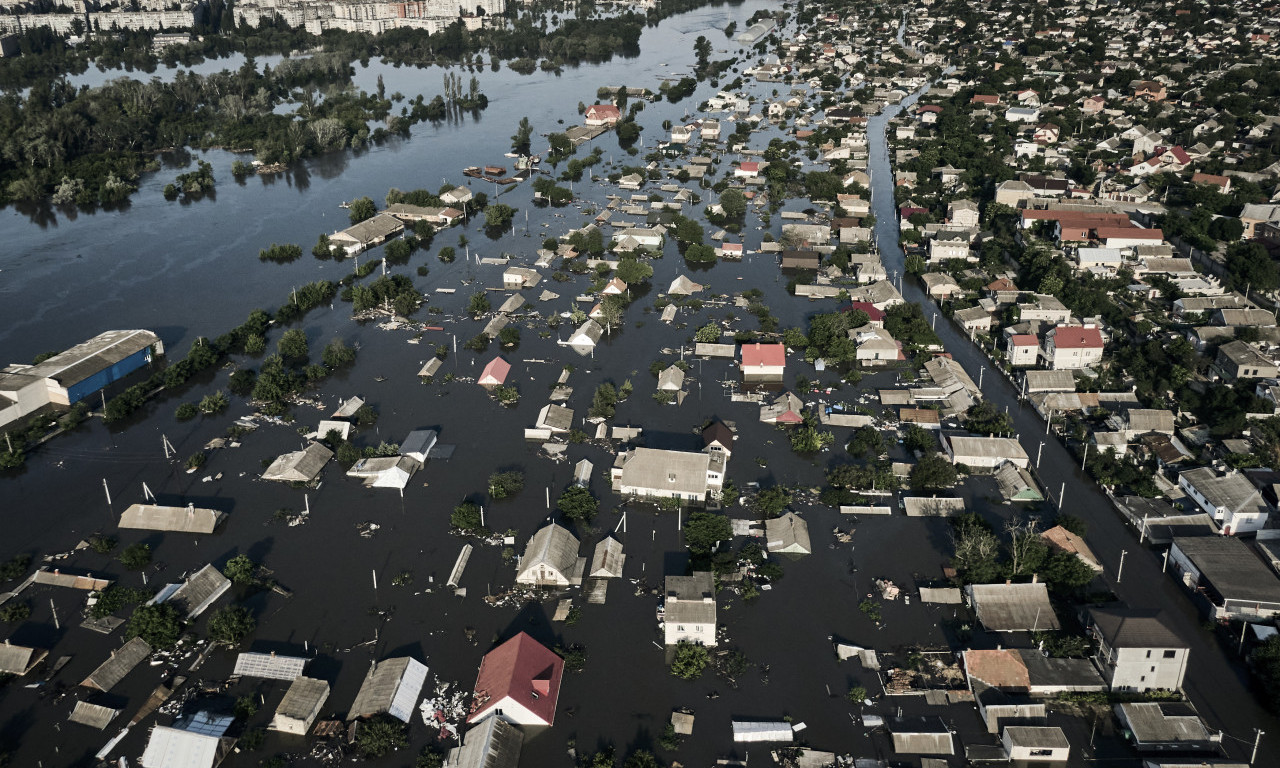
xmin=0 ymin=329 xmax=161 ymax=428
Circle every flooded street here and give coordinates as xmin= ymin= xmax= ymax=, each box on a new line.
xmin=4 ymin=3 xmax=1277 ymax=766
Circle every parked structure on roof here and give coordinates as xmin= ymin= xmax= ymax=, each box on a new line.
xmin=467 ymin=632 xmax=564 ymax=727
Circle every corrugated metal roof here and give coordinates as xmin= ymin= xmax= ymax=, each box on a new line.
xmin=168 ymin=564 xmax=231 ymax=619
xmin=25 ymin=329 xmax=158 ymax=388
xmin=348 ymin=657 xmax=427 ymax=723
xmin=68 ymin=701 xmax=120 ymax=730
xmin=967 ymin=583 xmax=1060 ymax=632
xmin=119 ymin=504 xmax=227 ymax=534
xmin=233 ymin=652 xmax=309 ymax=681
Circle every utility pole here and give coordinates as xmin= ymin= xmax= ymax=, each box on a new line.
xmin=1080 ymin=442 xmax=1089 ymax=471
xmin=1036 ymin=441 xmax=1045 ymax=469
xmin=1117 ymin=549 xmax=1128 ymax=583
xmin=1058 ymin=481 xmax=1066 ymax=510
xmin=102 ymin=479 xmax=111 ymax=506
xmin=1251 ymin=729 xmax=1264 ymax=765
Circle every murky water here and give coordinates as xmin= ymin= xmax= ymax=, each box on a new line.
xmin=2 ymin=6 xmax=1276 ymax=768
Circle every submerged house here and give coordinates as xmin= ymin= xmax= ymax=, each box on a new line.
xmin=153 ymin=563 xmax=231 ymax=619
xmin=663 ymin=571 xmax=716 ymax=646
xmin=478 ymin=357 xmax=512 ymax=388
xmin=467 ymin=632 xmax=564 ymax=727
xmin=515 ymin=523 xmax=584 ymax=587
xmin=348 ymin=657 xmax=429 ymax=723
xmin=589 ymin=537 xmax=626 ymax=578
xmin=346 ymin=455 xmax=418 ymax=490
xmin=261 ymin=442 xmax=333 ymax=483
xmin=740 ymin=343 xmax=786 ymax=381
xmin=445 ymin=714 xmax=524 ymax=768
xmin=269 ymin=677 xmax=330 ymax=736
xmin=140 ymin=711 xmax=237 ymax=768
xmin=611 ymin=447 xmax=726 ymax=505
xmin=765 ymin=512 xmax=812 ymax=555
xmin=0 ymin=641 xmax=48 ymax=676
xmin=81 ymin=636 xmax=151 ymax=691
xmin=119 ymin=503 xmax=227 ymax=534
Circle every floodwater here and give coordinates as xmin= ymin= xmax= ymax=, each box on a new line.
xmin=1 ymin=5 xmax=1275 ymax=768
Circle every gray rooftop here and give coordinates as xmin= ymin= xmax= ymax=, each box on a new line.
xmin=1088 ymin=606 xmax=1184 ymax=649
xmin=966 ymin=582 xmax=1060 ymax=631
xmin=348 ymin=657 xmax=428 ymax=722
xmin=24 ymin=329 xmax=158 ymax=388
xmin=0 ymin=642 xmax=46 ymax=675
xmin=261 ymin=442 xmax=333 ymax=483
xmin=233 ymin=652 xmax=309 ymax=681
xmin=68 ymin=701 xmax=120 ymax=730
xmin=1004 ymin=725 xmax=1069 ymax=748
xmin=271 ymin=676 xmax=330 ymax=728
xmin=1172 ymin=536 xmax=1280 ymax=604
xmin=119 ymin=504 xmax=227 ymax=534
xmin=167 ymin=563 xmax=231 ymax=619
xmin=81 ymin=637 xmax=151 ymax=691
xmin=1116 ymin=702 xmax=1215 ymax=745
xmin=616 ymin=448 xmax=713 ymax=497
xmin=517 ymin=523 xmax=581 ymax=582
xmin=446 ymin=714 xmax=524 ymax=768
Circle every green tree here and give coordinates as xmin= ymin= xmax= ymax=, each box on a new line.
xmin=198 ymin=391 xmax=229 ymax=415
xmin=127 ymin=603 xmax=182 ymax=648
xmin=755 ymin=486 xmax=790 ymax=517
xmin=356 ymin=715 xmax=408 ymax=758
xmin=484 ymin=203 xmax=516 ymax=230
xmin=910 ymin=453 xmax=957 ymax=491
xmin=616 ymin=258 xmax=653 ymax=285
xmin=847 ymin=426 xmax=885 ymax=458
xmin=451 ymin=502 xmax=485 ymax=533
xmin=719 ymin=188 xmax=747 ymax=219
xmin=223 ymin=554 xmax=257 ymax=584
xmin=557 ymin=485 xmax=600 ymax=523
xmin=208 ymin=604 xmax=256 ymax=647
xmin=119 ymin=543 xmax=152 ymax=570
xmin=467 ymin=292 xmax=491 ymax=316
xmin=277 ymin=329 xmax=308 ymax=363
xmin=590 ymin=382 xmax=618 ymax=418
xmin=511 ymin=116 xmax=534 ymax=155
xmin=348 ymin=196 xmax=377 ymax=224
xmin=695 ymin=323 xmax=722 ymax=343
xmin=0 ymin=601 xmax=30 ymax=623
xmin=950 ymin=513 xmax=1002 ymax=584
xmin=488 ymin=470 xmax=525 ymax=500
xmin=683 ymin=512 xmax=731 ymax=554
xmin=322 ymin=338 xmax=356 ymax=368
xmin=963 ymin=401 xmax=1014 ymax=436
xmin=670 ymin=641 xmax=709 ymax=679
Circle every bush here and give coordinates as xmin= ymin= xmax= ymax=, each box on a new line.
xmin=119 ymin=543 xmax=151 ymax=570
xmin=356 ymin=715 xmax=407 ymax=758
xmin=847 ymin=685 xmax=867 ymax=704
xmin=452 ymin=502 xmax=485 ymax=533
xmin=557 ymin=485 xmax=600 ymax=523
xmin=208 ymin=604 xmax=256 ymax=647
xmin=670 ymin=641 xmax=709 ymax=679
xmin=322 ymin=339 xmax=357 ymax=368
xmin=223 ymin=554 xmax=257 ymax=584
xmin=89 ymin=535 xmax=117 ymax=555
xmin=488 ymin=470 xmax=525 ymax=500
xmin=175 ymin=402 xmax=199 ymax=421
xmin=126 ymin=603 xmax=182 ymax=648
xmin=0 ymin=602 xmax=30 ymax=623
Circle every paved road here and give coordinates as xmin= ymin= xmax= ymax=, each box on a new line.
xmin=864 ymin=86 xmax=1278 ymax=762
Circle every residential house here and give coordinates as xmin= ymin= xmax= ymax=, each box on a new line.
xmin=1018 ymin=295 xmax=1073 ymax=323
xmin=584 ymin=104 xmax=621 ymax=126
xmin=947 ymin=199 xmax=980 ymax=228
xmin=119 ymin=503 xmax=227 ymax=534
xmin=140 ymin=712 xmax=236 ymax=768
xmin=765 ymin=512 xmax=812 ymax=555
xmin=329 ymin=214 xmax=404 ymax=256
xmin=702 ymin=421 xmax=734 ymax=457
xmin=348 ymin=657 xmax=428 ymax=722
xmin=589 ymin=537 xmax=625 ymax=578
xmin=1086 ymin=606 xmax=1189 ymax=692
xmin=261 ymin=443 xmax=333 ymax=484
xmin=346 ymin=456 xmax=417 ymax=490
xmin=889 ymin=717 xmax=955 ymax=755
xmin=966 ymin=581 xmax=1060 ymax=632
xmin=853 ymin=327 xmax=903 ymax=363
xmin=657 ymin=365 xmax=685 ymax=391
xmin=741 ymin=343 xmax=786 ymax=381
xmin=927 ymin=231 xmax=971 ymax=262
xmin=467 ymin=632 xmax=564 ymax=726
xmin=1177 ymin=467 xmax=1270 ymax=535
xmin=478 ymin=357 xmax=511 ymax=387
xmin=1216 ymin=340 xmax=1277 ymax=381
xmin=780 ymin=249 xmax=821 ymax=270
xmin=1239 ymin=203 xmax=1280 ymax=239
xmin=269 ymin=677 xmax=330 ymax=736
xmin=514 ymin=523 xmax=584 ymax=587
xmin=445 ymin=715 xmax=523 ymax=768
xmin=664 ymin=571 xmax=717 ymax=646
xmin=0 ymin=642 xmax=47 ymax=676
xmin=1041 ymin=526 xmax=1102 ymax=571
xmin=611 ymin=447 xmax=725 ymax=504
xmin=1005 ymin=106 xmax=1041 ymax=123
xmin=1007 ymin=334 xmax=1039 ymax=367
xmin=1042 ymin=326 xmax=1104 ymax=370
xmin=1114 ymin=702 xmax=1221 ymax=753
xmin=1169 ymin=536 xmax=1280 ymax=621
xmin=955 ymin=306 xmax=993 ymax=334
xmin=921 ymin=272 xmax=962 ymax=299
xmin=986 ymin=278 xmax=1020 ymax=304
xmin=944 ymin=435 xmax=1030 ymax=469
xmin=735 ymin=161 xmax=762 ymax=179
xmin=1003 ymin=727 xmax=1070 ymax=762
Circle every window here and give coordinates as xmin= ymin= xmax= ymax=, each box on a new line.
xmin=1163 ymin=650 xmax=1177 ymax=659
xmin=1029 ymin=749 xmax=1053 ymax=757
xmin=1145 ymin=650 xmax=1151 ymax=658
xmin=1140 ymin=675 xmax=1146 ymax=682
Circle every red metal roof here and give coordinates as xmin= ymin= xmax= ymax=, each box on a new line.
xmin=1010 ymin=334 xmax=1038 ymax=346
xmin=468 ymin=632 xmax=564 ymax=726
xmin=586 ymin=104 xmax=621 ymax=119
xmin=479 ymin=357 xmax=511 ymax=385
xmin=741 ymin=343 xmax=786 ymax=368
xmin=844 ymin=301 xmax=886 ymax=321
xmin=1050 ymin=326 xmax=1103 ymax=349
xmin=1095 ymin=227 xmax=1163 ymax=241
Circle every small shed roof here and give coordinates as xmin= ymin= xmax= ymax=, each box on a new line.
xmin=68 ymin=701 xmax=120 ymax=730
xmin=233 ymin=652 xmax=309 ymax=681
xmin=0 ymin=642 xmax=47 ymax=675
xmin=271 ymin=676 xmax=330 ymax=730
xmin=590 ymin=537 xmax=626 ymax=578
xmin=166 ymin=563 xmax=231 ymax=619
xmin=765 ymin=512 xmax=812 ymax=554
xmin=348 ymin=657 xmax=429 ymax=722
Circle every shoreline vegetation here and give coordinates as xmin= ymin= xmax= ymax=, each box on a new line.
xmin=0 ymin=0 xmax=745 ymax=208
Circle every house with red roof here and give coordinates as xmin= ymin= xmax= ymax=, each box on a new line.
xmin=1007 ymin=334 xmax=1040 ymax=367
xmin=734 ymin=161 xmax=762 ymax=178
xmin=1129 ymin=146 xmax=1191 ymax=177
xmin=478 ymin=357 xmax=511 ymax=387
xmin=1190 ymin=172 xmax=1231 ymax=193
xmin=467 ymin=632 xmax=564 ymax=727
xmin=584 ymin=104 xmax=621 ymax=126
xmin=1042 ymin=325 xmax=1104 ymax=370
xmin=741 ymin=343 xmax=785 ymax=381
xmin=844 ymin=301 xmax=885 ymax=327
xmin=970 ymin=94 xmax=1000 ymax=106
xmin=1094 ymin=227 xmax=1164 ymax=250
